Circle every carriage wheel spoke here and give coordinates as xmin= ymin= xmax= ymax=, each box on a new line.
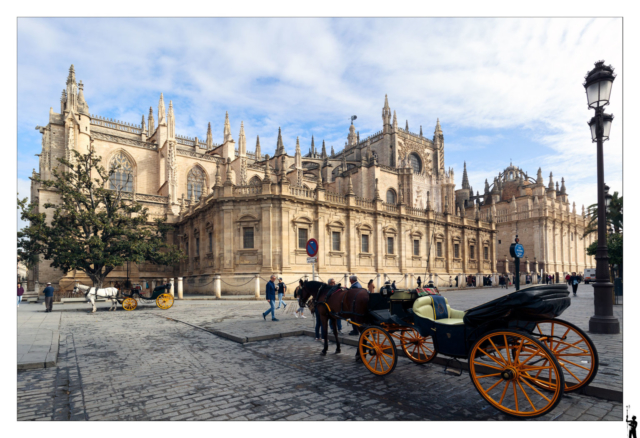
xmin=473 ymin=361 xmax=503 ymax=371
xmin=521 ymin=373 xmax=555 ymax=388
xmin=560 ymin=362 xmax=581 ymax=383
xmin=559 ymin=358 xmax=591 ymax=371
xmin=476 ymin=373 xmax=502 ymax=379
xmin=485 ymin=378 xmax=504 ymax=393
xmin=380 ymin=354 xmax=391 ymax=369
xmin=517 ymin=381 xmax=535 ymax=411
xmin=488 ymin=338 xmax=508 ymax=365
xmin=521 ymin=376 xmax=552 ymax=402
xmin=503 ymin=335 xmax=512 ymax=365
xmin=513 ymin=380 xmax=519 ymax=412
xmin=477 ymin=348 xmax=506 ymax=367
xmin=499 ymin=381 xmax=510 ymax=405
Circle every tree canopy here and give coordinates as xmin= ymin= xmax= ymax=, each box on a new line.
xmin=583 ymin=191 xmax=622 ymax=237
xmin=17 ymin=144 xmax=185 ymax=288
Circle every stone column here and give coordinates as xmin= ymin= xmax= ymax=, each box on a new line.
xmin=409 ymin=273 xmax=414 ymax=288
xmin=169 ymin=278 xmax=175 ymax=298
xmin=177 ymin=277 xmax=184 ymax=299
xmin=376 ymin=273 xmax=381 ymax=290
xmin=34 ymin=281 xmax=40 ymax=296
xmin=404 ymin=274 xmax=409 ymax=289
xmin=214 ymin=274 xmax=221 ymax=298
xmin=344 ymin=273 xmax=349 ymax=287
xmin=476 ymin=273 xmax=482 ymax=287
xmin=254 ymin=274 xmax=260 ymax=299
xmin=434 ymin=275 xmax=439 ymax=287
xmin=151 ymin=279 xmax=156 ymax=291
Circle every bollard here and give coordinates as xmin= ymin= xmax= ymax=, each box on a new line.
xmin=169 ymin=278 xmax=175 ymax=298
xmin=214 ymin=274 xmax=221 ymax=299
xmin=177 ymin=277 xmax=183 ymax=299
xmin=404 ymin=273 xmax=409 ymax=289
xmin=254 ymin=274 xmax=260 ymax=299
xmin=344 ymin=273 xmax=349 ymax=287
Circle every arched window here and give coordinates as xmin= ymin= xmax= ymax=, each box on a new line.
xmin=408 ymin=153 xmax=421 ymax=174
xmin=249 ymin=176 xmax=262 ymax=186
xmin=386 ymin=189 xmax=397 ymax=204
xmin=109 ymin=152 xmax=133 ymax=192
xmin=187 ymin=167 xmax=206 ymax=200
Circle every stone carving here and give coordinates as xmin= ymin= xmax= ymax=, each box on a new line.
xmin=92 ymin=132 xmax=157 ymax=150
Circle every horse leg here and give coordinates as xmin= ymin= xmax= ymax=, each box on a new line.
xmin=90 ymin=296 xmax=96 ymax=313
xmin=331 ymin=318 xmax=341 ymax=354
xmin=321 ymin=312 xmax=328 ymax=356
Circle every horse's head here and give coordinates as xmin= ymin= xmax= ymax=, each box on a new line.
xmin=299 ymin=280 xmax=328 ymax=314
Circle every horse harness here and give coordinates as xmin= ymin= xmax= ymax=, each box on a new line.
xmin=317 ymin=285 xmax=367 ymax=319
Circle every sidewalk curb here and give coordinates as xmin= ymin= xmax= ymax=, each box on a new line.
xmin=18 ymin=330 xmax=60 ymax=371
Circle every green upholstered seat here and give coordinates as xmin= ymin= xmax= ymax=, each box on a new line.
xmin=413 ymin=296 xmax=465 ymax=325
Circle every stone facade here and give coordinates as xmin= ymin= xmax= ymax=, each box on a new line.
xmin=455 ymin=163 xmax=595 ymax=281
xmin=29 ymin=65 xmax=497 ymax=294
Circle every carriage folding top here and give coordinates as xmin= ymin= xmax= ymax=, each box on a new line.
xmin=462 ymin=284 xmax=571 ymax=326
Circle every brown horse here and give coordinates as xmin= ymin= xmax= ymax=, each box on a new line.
xmin=298 ymin=280 xmax=370 ymax=357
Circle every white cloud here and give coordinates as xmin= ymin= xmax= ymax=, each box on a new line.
xmin=17 ymin=17 xmax=622 ymax=212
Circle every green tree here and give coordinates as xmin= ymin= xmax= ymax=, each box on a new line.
xmin=586 ymin=233 xmax=623 ymax=278
xmin=17 ymin=144 xmax=185 ymax=289
xmin=583 ymin=191 xmax=623 ymax=237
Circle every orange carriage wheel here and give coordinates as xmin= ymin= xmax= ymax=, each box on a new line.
xmin=399 ymin=328 xmax=437 ymax=364
xmin=469 ymin=329 xmax=564 ymax=418
xmin=122 ymin=297 xmax=138 ymax=311
xmin=525 ymin=319 xmax=599 ymax=393
xmin=358 ymin=326 xmax=398 ymax=376
xmin=156 ymin=293 xmax=174 ymax=310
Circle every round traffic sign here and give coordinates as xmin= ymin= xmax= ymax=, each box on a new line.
xmin=306 ymin=238 xmax=318 ymax=257
xmin=514 ymin=243 xmax=524 ymax=258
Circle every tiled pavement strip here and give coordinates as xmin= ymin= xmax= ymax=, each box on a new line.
xmin=17 ymin=283 xmax=622 ymax=421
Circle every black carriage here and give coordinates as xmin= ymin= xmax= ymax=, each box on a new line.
xmin=348 ymin=284 xmax=598 ymax=418
xmin=119 ymin=283 xmax=174 ymax=311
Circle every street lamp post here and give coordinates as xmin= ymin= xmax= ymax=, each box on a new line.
xmin=584 ymin=60 xmax=620 ymax=334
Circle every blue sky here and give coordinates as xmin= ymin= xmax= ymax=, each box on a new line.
xmin=17 ymin=18 xmax=622 ymax=221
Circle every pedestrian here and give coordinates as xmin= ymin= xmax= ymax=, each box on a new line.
xmin=275 ymin=277 xmax=287 ymax=310
xmin=416 ymin=276 xmax=422 ymax=288
xmin=262 ymin=275 xmax=279 ymax=321
xmin=367 ymin=279 xmax=375 ymax=293
xmin=349 ymin=275 xmax=362 ymax=289
xmin=17 ymin=283 xmax=24 ymax=307
xmin=526 ymin=274 xmax=531 ymax=284
xmin=293 ymin=279 xmax=307 ymax=319
xmin=570 ymin=271 xmax=580 ymax=297
xmin=43 ymin=282 xmax=54 ymax=312
xmin=627 ymin=415 xmax=637 ymax=438
xmin=565 ymin=273 xmax=571 ymax=285
xmin=455 ymin=276 xmax=459 ymax=287
xmin=391 ymin=280 xmax=397 ymax=290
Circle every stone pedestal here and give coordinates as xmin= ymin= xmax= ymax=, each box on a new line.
xmin=254 ymin=274 xmax=261 ymax=299
xmin=177 ymin=277 xmax=183 ymax=299
xmin=476 ymin=274 xmax=481 ymax=287
xmin=409 ymin=273 xmax=414 ymax=288
xmin=169 ymin=278 xmax=175 ymax=298
xmin=376 ymin=273 xmax=381 ymax=290
xmin=404 ymin=274 xmax=409 ymax=289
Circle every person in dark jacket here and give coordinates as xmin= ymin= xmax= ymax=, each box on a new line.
xmin=416 ymin=276 xmax=422 ymax=288
xmin=262 ymin=275 xmax=278 ymax=321
xmin=17 ymin=283 xmax=24 ymax=307
xmin=569 ymin=272 xmax=580 ymax=297
xmin=43 ymin=282 xmax=54 ymax=312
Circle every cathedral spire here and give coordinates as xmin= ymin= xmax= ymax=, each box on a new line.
xmin=331 ymin=145 xmax=335 ymax=157
xmin=321 ymin=139 xmax=327 ymax=159
xmin=77 ymin=80 xmax=89 ymax=114
xmin=238 ymin=121 xmax=246 ymax=156
xmin=167 ymin=100 xmax=175 ymax=140
xmin=141 ymin=115 xmax=146 ymax=133
xmin=434 ymin=118 xmax=442 ymax=135
xmin=462 ymin=161 xmax=470 ymax=190
xmin=536 ymin=167 xmax=543 ymax=184
xmin=295 ymin=137 xmax=302 ymax=169
xmin=311 ymin=136 xmax=315 ymax=156
xmin=206 ymin=122 xmax=213 ymax=149
xmin=405 ymin=120 xmax=409 ymax=131
xmin=548 ymin=172 xmax=554 ymax=190
xmin=224 ymin=111 xmax=232 ymax=142
xmin=65 ymin=64 xmax=78 ymax=113
xmin=255 ymin=136 xmax=261 ymax=160
xmin=560 ymin=177 xmax=566 ymax=194
xmin=148 ymin=107 xmax=155 ymax=137
xmin=420 ymin=125 xmax=423 ymax=137
xmin=275 ymin=127 xmax=284 ymax=156
xmin=382 ymin=94 xmax=391 ymax=130
xmin=392 ymin=110 xmax=398 ymax=131
xmin=158 ymin=93 xmax=166 ymax=125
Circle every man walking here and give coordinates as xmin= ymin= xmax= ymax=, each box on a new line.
xmin=346 ymin=276 xmax=361 ymax=335
xmin=262 ymin=275 xmax=279 ymax=322
xmin=293 ymin=279 xmax=306 ymax=318
xmin=43 ymin=282 xmax=54 ymax=312
xmin=570 ymin=272 xmax=580 ymax=297
xmin=17 ymin=283 xmax=24 ymax=307
xmin=327 ymin=278 xmax=343 ymax=334
xmin=275 ymin=277 xmax=287 ymax=310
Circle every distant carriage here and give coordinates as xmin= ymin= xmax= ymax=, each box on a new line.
xmin=119 ymin=283 xmax=174 ymax=311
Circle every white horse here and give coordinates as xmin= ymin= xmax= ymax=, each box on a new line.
xmin=73 ymin=284 xmax=120 ymax=313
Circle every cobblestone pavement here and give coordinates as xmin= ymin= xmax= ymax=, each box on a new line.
xmin=17 ymin=286 xmax=622 ymax=421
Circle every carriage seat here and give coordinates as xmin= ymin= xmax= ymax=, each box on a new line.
xmin=412 ymin=296 xmax=466 ymax=325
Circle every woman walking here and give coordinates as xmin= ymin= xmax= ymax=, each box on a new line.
xmin=367 ymin=279 xmax=375 ymax=293
xmin=17 ymin=283 xmax=24 ymax=307
xmin=275 ymin=277 xmax=287 ymax=310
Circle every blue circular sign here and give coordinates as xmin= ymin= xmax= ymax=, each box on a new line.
xmin=514 ymin=243 xmax=524 ymax=258
xmin=306 ymin=239 xmax=318 ymax=257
